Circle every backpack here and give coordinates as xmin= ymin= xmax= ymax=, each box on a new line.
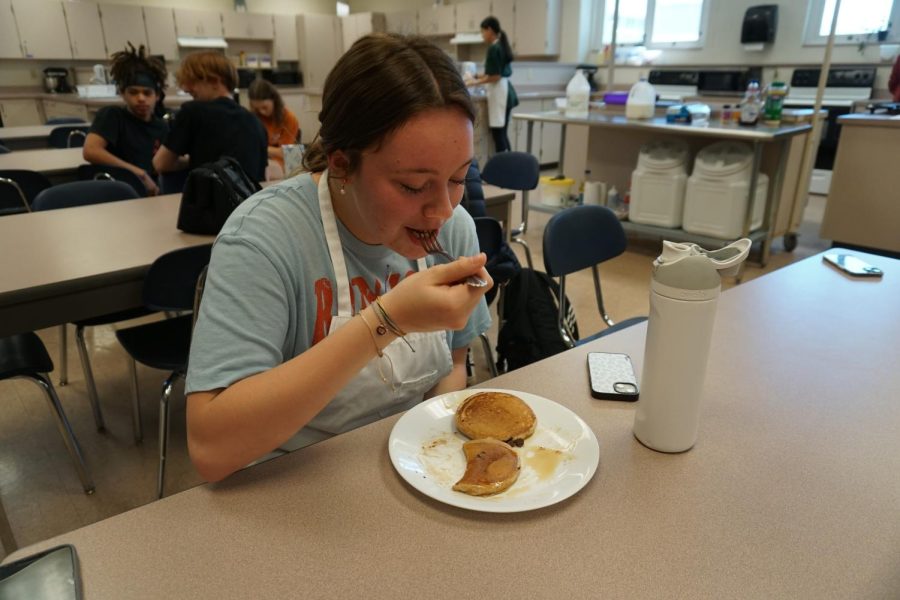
xmin=176 ymin=156 xmax=262 ymax=235
xmin=496 ymin=268 xmax=579 ymax=372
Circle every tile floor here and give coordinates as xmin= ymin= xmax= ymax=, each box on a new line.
xmin=0 ymin=195 xmax=830 ymax=559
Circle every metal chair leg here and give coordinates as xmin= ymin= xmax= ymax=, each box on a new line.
xmin=30 ymin=374 xmax=95 ymax=494
xmin=478 ymin=333 xmax=499 ymax=378
xmin=157 ymin=371 xmax=182 ymax=499
xmin=511 ymin=236 xmax=534 ymax=270
xmin=74 ymin=325 xmax=105 ymax=432
xmin=58 ymin=325 xmax=68 ymax=386
xmin=0 ymin=494 xmax=16 ymax=554
xmin=127 ymin=358 xmax=143 ymax=444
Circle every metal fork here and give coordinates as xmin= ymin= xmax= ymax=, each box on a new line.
xmin=416 ymin=230 xmax=489 ymax=287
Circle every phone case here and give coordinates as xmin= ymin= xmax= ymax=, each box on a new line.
xmin=588 ymin=352 xmax=639 ymax=401
xmin=823 ymin=253 xmax=883 ymax=277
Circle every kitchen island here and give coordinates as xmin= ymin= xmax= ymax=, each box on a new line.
xmin=512 ymin=110 xmax=819 ymax=265
xmin=820 ymin=114 xmax=900 ymax=255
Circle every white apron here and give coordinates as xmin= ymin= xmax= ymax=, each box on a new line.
xmin=278 ymin=171 xmax=454 ymax=451
xmin=486 ymin=77 xmax=509 ymax=128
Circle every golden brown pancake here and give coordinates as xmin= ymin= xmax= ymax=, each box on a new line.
xmin=455 ymin=391 xmax=537 ymax=446
xmin=452 ymin=439 xmax=520 ymax=496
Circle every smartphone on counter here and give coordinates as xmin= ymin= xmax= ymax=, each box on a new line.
xmin=0 ymin=544 xmax=82 ymax=599
xmin=823 ymin=253 xmax=883 ymax=278
xmin=587 ymin=352 xmax=639 ymax=401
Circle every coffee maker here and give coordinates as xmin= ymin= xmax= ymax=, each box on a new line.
xmin=43 ymin=68 xmax=74 ymax=94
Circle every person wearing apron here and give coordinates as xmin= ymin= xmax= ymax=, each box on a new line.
xmin=184 ymin=34 xmax=493 ymax=483
xmin=471 ymin=16 xmax=519 ymax=153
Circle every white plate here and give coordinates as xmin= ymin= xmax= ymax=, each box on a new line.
xmin=388 ymin=388 xmax=600 ymax=513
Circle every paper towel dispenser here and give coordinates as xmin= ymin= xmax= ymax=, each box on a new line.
xmin=741 ymin=5 xmax=778 ymax=44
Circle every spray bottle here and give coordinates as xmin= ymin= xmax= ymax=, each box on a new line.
xmin=633 ymin=239 xmax=752 ymax=453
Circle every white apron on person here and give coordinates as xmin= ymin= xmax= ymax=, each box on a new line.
xmin=278 ymin=170 xmax=454 ymax=451
xmin=486 ymin=77 xmax=509 ymax=128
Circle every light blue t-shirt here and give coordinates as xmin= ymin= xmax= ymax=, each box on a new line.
xmin=186 ymin=173 xmax=491 ymax=395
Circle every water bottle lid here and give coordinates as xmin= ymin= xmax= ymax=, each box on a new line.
xmin=652 ymin=239 xmax=752 ymax=297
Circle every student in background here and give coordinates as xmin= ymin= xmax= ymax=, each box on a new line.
xmin=248 ymin=79 xmax=301 ymax=171
xmin=82 ymin=44 xmax=168 ymax=195
xmin=153 ymin=51 xmax=267 ymax=182
xmin=889 ymin=53 xmax=900 ymax=102
xmin=469 ymin=16 xmax=518 ymax=153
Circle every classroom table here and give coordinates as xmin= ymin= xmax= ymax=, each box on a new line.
xmin=0 ymin=147 xmax=86 ymax=177
xmin=5 ymin=250 xmax=898 ymax=598
xmin=0 ymin=125 xmax=61 ymax=150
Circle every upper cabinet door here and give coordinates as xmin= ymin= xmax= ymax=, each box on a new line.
xmin=100 ymin=4 xmax=148 ymax=55
xmin=455 ymin=0 xmax=488 ymax=33
xmin=12 ymin=0 xmax=71 ymax=59
xmin=490 ymin=0 xmax=515 ymax=45
xmin=0 ymin=0 xmax=23 ymax=59
xmin=418 ymin=5 xmax=454 ymax=36
xmin=273 ymin=14 xmax=298 ymax=62
xmin=223 ymin=12 xmax=274 ymax=40
xmin=385 ymin=11 xmax=417 ymax=36
xmin=64 ymin=2 xmax=107 ymax=60
xmin=144 ymin=6 xmax=178 ymax=59
xmin=174 ymin=9 xmax=223 ymax=38
xmin=513 ymin=0 xmax=560 ymax=56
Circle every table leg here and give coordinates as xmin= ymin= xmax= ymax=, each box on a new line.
xmin=761 ymin=139 xmax=791 ymax=267
xmin=557 ymin=123 xmax=567 ymax=178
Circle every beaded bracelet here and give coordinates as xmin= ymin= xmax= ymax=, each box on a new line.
xmin=373 ymin=297 xmax=415 ymax=353
xmin=359 ymin=307 xmax=396 ymax=391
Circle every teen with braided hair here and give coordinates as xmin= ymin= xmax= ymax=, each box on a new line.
xmin=83 ymin=43 xmax=168 ymax=195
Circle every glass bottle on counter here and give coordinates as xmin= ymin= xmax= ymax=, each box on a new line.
xmin=739 ymin=80 xmax=761 ymax=127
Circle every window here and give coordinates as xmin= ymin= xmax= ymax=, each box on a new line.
xmin=593 ymin=0 xmax=708 ymax=50
xmin=806 ymin=0 xmax=900 ymax=43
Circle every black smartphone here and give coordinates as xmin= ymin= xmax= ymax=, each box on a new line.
xmin=587 ymin=352 xmax=639 ymax=401
xmin=0 ymin=544 xmax=82 ymax=599
xmin=823 ymin=253 xmax=883 ymax=278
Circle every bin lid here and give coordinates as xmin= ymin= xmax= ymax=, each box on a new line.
xmin=638 ymin=139 xmax=688 ymax=171
xmin=693 ymin=141 xmax=753 ymax=177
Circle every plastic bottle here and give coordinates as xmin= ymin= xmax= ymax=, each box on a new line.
xmin=721 ymin=104 xmax=732 ymax=122
xmin=626 ymin=78 xmax=656 ymax=119
xmin=633 ymin=239 xmax=752 ymax=453
xmin=565 ymin=70 xmax=590 ymax=119
xmin=739 ymin=80 xmax=761 ymax=126
xmin=762 ymin=81 xmax=788 ymax=126
xmin=607 ymin=185 xmax=624 ymax=218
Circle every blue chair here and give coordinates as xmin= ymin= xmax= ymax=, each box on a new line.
xmin=542 ymin=204 xmax=647 ymax=346
xmin=46 ymin=117 xmax=87 ymax=125
xmin=115 ymin=244 xmax=212 ymax=498
xmin=77 ymin=164 xmax=148 ymax=197
xmin=0 ymin=169 xmax=52 ymax=216
xmin=32 ymin=180 xmax=142 ymax=431
xmin=0 ymin=333 xmax=95 ymax=494
xmin=480 ymin=151 xmax=540 ymax=269
xmin=48 ymin=126 xmax=89 ymax=149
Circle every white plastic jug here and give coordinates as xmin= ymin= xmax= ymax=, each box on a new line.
xmin=565 ymin=70 xmax=590 ymax=119
xmin=626 ymin=79 xmax=656 ymax=119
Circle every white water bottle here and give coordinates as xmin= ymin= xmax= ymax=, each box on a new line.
xmin=633 ymin=239 xmax=752 ymax=453
xmin=565 ymin=69 xmax=590 ymax=118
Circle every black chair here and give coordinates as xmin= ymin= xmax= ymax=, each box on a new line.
xmin=115 ymin=244 xmax=213 ymax=498
xmin=480 ymin=151 xmax=541 ymax=269
xmin=32 ymin=180 xmax=142 ymax=429
xmin=46 ymin=117 xmax=87 ymax=125
xmin=542 ymin=204 xmax=647 ymax=346
xmin=0 ymin=143 xmax=10 ymax=154
xmin=77 ymin=164 xmax=148 ymax=197
xmin=0 ymin=333 xmax=95 ymax=495
xmin=0 ymin=170 xmax=52 ymax=216
xmin=48 ymin=126 xmax=89 ymax=149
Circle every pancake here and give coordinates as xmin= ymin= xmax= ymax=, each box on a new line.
xmin=452 ymin=438 xmax=520 ymax=496
xmin=455 ymin=391 xmax=536 ymax=446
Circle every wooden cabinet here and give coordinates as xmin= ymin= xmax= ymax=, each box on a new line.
xmin=99 ymin=4 xmax=147 ymax=55
xmin=513 ymin=0 xmax=560 ymax=56
xmin=341 ymin=12 xmax=385 ymax=52
xmin=42 ymin=99 xmax=88 ymax=123
xmin=0 ymin=99 xmax=43 ymax=126
xmin=174 ymin=9 xmax=223 ymax=38
xmin=281 ymin=91 xmax=320 ymax=144
xmin=273 ymin=15 xmax=298 ymax=62
xmin=223 ymin=12 xmax=274 ymax=40
xmin=417 ymin=4 xmax=455 ymax=36
xmin=12 ymin=0 xmax=72 ymax=59
xmin=296 ymin=14 xmax=342 ymax=91
xmin=455 ymin=1 xmax=488 ymax=33
xmin=491 ymin=0 xmax=515 ymax=41
xmin=64 ymin=2 xmax=107 ymax=60
xmin=0 ymin=0 xmax=23 ymax=58
xmin=385 ymin=11 xmax=417 ymax=36
xmin=143 ymin=7 xmax=178 ymax=59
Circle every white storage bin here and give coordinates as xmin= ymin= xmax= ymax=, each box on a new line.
xmin=630 ymin=140 xmax=689 ymax=227
xmin=682 ymin=141 xmax=768 ymax=239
